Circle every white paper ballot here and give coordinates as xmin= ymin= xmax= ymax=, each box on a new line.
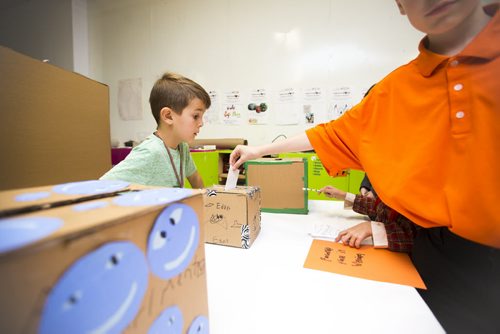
xmin=309 ymin=223 xmax=373 ymax=245
xmin=225 ymin=166 xmax=240 ymax=191
xmin=309 ymin=223 xmax=342 ymax=240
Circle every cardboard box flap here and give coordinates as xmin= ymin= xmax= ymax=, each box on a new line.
xmin=0 ymin=180 xmax=136 ymax=218
xmin=0 ymin=182 xmax=204 ymax=256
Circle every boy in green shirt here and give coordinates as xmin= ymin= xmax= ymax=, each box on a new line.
xmin=101 ymin=72 xmax=210 ymax=188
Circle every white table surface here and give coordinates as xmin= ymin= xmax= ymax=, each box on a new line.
xmin=204 ymin=200 xmax=444 ymax=334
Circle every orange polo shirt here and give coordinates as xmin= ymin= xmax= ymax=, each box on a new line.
xmin=306 ymin=5 xmax=500 ymax=248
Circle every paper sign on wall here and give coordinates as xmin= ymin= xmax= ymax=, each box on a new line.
xmin=304 ymin=239 xmax=426 ymax=289
xmin=275 ymin=88 xmax=299 ymax=125
xmin=118 ymin=78 xmax=143 ymax=121
xmin=204 ymin=90 xmax=220 ymax=125
xmin=221 ymin=90 xmax=244 ymax=126
xmin=327 ymin=86 xmax=353 ymax=121
xmin=247 ymin=88 xmax=269 ymax=125
xmin=302 ymin=87 xmax=326 ymax=125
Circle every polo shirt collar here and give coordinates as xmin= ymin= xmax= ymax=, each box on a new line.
xmin=415 ymin=3 xmax=499 ymax=77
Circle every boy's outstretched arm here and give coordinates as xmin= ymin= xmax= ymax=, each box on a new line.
xmin=229 ymin=133 xmax=313 ymax=169
xmin=187 ymin=171 xmax=204 ymax=189
xmin=318 ymin=185 xmax=347 ymax=199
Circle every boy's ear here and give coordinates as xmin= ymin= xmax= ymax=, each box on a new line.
xmin=395 ymin=0 xmax=406 ymax=15
xmin=160 ymin=107 xmax=174 ymax=124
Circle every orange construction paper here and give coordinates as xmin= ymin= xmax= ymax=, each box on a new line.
xmin=304 ymin=239 xmax=426 ymax=289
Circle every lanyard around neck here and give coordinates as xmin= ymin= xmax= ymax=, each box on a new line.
xmin=154 ymin=132 xmax=184 ymax=188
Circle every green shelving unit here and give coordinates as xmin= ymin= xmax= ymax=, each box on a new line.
xmin=348 ymin=169 xmax=365 ymax=194
xmin=187 ymin=150 xmax=219 ymax=188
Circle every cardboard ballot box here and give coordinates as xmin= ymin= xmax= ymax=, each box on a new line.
xmin=204 ymin=185 xmax=261 ymax=248
xmin=246 ymin=158 xmax=308 ymax=214
xmin=0 ymin=180 xmax=209 ymax=334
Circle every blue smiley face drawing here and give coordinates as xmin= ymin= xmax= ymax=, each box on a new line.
xmin=187 ymin=315 xmax=210 ymax=334
xmin=0 ymin=216 xmax=63 ymax=254
xmin=148 ymin=305 xmax=184 ymax=334
xmin=147 ymin=203 xmax=200 ymax=280
xmin=39 ymin=241 xmax=149 ymax=334
xmin=52 ymin=180 xmax=130 ymax=195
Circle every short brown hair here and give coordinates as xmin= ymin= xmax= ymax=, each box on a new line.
xmin=149 ymin=72 xmax=211 ymax=124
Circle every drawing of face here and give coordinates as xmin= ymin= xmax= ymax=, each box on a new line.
xmin=0 ymin=216 xmax=63 ymax=253
xmin=53 ymin=179 xmax=130 ymax=195
xmin=147 ymin=203 xmax=200 ymax=280
xmin=39 ymin=241 xmax=149 ymax=334
xmin=15 ymin=191 xmax=50 ymax=201
xmin=187 ymin=315 xmax=209 ymax=334
xmin=148 ymin=305 xmax=184 ymax=334
xmin=113 ymin=188 xmax=195 ymax=207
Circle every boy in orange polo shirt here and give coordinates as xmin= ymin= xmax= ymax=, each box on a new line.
xmin=230 ymin=1 xmax=499 ymax=332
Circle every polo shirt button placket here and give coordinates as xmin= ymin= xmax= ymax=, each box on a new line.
xmin=453 ymin=83 xmax=464 ymax=120
xmin=448 ymin=56 xmax=468 ymax=133
xmin=452 ymin=80 xmax=464 ymax=120
xmin=449 ymin=71 xmax=470 ymax=133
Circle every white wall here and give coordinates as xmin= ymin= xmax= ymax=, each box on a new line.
xmin=88 ymin=0 xmax=425 ymax=146
xmin=0 ymin=0 xmax=75 ymax=72
xmin=1 ymin=0 xmax=495 ymax=146
xmin=72 ymin=0 xmax=90 ymax=76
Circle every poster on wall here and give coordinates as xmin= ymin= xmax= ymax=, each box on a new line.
xmin=247 ymin=88 xmax=269 ymax=125
xmin=204 ymin=90 xmax=220 ymax=125
xmin=275 ymin=88 xmax=299 ymax=125
xmin=302 ymin=87 xmax=326 ymax=125
xmin=327 ymin=86 xmax=353 ymax=121
xmin=221 ymin=90 xmax=244 ymax=126
xmin=118 ymin=78 xmax=143 ymax=121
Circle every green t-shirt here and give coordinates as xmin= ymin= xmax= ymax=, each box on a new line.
xmin=101 ymin=134 xmax=196 ymax=187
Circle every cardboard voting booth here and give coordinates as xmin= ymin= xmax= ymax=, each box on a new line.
xmin=0 ymin=180 xmax=209 ymax=334
xmin=0 ymin=46 xmax=111 ymax=190
xmin=204 ymin=185 xmax=261 ymax=248
xmin=246 ymin=158 xmax=308 ymax=214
